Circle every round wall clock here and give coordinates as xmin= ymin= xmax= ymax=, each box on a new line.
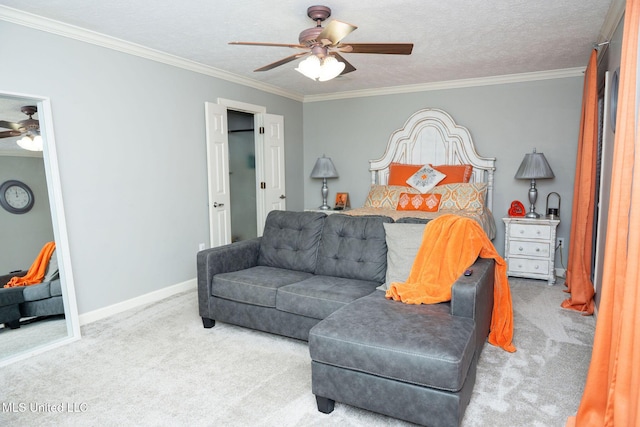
xmin=0 ymin=180 xmax=35 ymax=214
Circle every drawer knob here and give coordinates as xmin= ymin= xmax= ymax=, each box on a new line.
xmin=536 ymin=248 xmax=540 ymax=252
xmin=519 ymin=230 xmax=524 ymax=234
xmin=536 ymin=230 xmax=541 ymax=235
xmin=535 ymin=265 xmax=539 ymax=270
xmin=519 ymin=247 xmax=524 ymax=251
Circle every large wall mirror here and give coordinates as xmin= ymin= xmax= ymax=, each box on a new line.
xmin=0 ymin=91 xmax=80 ymax=367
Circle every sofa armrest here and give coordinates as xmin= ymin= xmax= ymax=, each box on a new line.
xmin=450 ymin=257 xmax=495 ymax=352
xmin=197 ymin=238 xmax=261 ymax=318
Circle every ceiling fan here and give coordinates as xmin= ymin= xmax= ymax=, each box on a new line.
xmin=0 ymin=106 xmax=40 ymax=139
xmin=229 ymin=5 xmax=413 ymax=81
xmin=0 ymin=106 xmax=43 ymax=151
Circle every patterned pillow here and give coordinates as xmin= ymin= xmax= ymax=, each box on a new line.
xmin=364 ymin=185 xmax=419 ymax=208
xmin=430 ymin=183 xmax=487 ymax=212
xmin=406 ymin=165 xmax=446 ymax=194
xmin=396 ymin=193 xmax=442 ymax=212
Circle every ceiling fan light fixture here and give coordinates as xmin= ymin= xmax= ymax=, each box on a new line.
xmin=295 ymin=55 xmax=322 ymax=80
xmin=295 ymin=54 xmax=344 ymax=82
xmin=318 ymin=55 xmax=345 ymax=81
xmin=17 ymin=134 xmax=43 ymax=152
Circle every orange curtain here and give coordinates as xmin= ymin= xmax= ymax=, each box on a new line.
xmin=562 ymin=49 xmax=598 ymax=315
xmin=567 ymin=0 xmax=640 ymax=425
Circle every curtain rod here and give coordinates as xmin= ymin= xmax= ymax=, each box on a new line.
xmin=593 ymin=41 xmax=610 ymax=50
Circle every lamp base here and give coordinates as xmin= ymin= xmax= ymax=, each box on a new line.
xmin=525 ymin=211 xmax=541 ymax=219
xmin=318 ymin=205 xmax=331 ymax=210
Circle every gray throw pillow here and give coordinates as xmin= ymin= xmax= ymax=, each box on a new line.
xmin=379 ymin=223 xmax=426 ymax=290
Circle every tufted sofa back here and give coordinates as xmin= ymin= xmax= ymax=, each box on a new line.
xmin=258 ymin=210 xmax=326 ymax=273
xmin=315 ymin=214 xmax=392 ymax=283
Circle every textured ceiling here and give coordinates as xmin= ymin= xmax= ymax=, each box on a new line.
xmin=0 ymin=0 xmax=614 ymax=100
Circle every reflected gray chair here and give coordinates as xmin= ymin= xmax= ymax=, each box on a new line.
xmin=0 ymin=249 xmax=64 ymax=327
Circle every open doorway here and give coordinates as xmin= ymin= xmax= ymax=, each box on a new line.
xmin=228 ymin=110 xmax=257 ymax=242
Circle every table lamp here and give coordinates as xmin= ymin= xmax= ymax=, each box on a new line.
xmin=310 ymin=155 xmax=339 ymax=210
xmin=514 ymin=148 xmax=555 ymax=218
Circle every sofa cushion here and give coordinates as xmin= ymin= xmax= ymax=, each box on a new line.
xmin=309 ymin=291 xmax=475 ymax=392
xmin=258 ymin=211 xmax=326 ymax=273
xmin=277 ymin=276 xmax=378 ymax=320
xmin=379 ymin=222 xmax=427 ymax=291
xmin=212 ymin=266 xmax=313 ymax=307
xmin=315 ymin=214 xmax=392 ymax=283
xmin=21 ymin=279 xmax=62 ymax=302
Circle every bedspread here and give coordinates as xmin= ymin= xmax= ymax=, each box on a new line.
xmin=342 ymin=207 xmax=497 ymax=240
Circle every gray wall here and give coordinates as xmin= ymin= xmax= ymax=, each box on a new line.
xmin=303 ymin=78 xmax=584 ymax=258
xmin=0 ymin=155 xmax=54 ymax=272
xmin=0 ymin=21 xmax=304 ymax=314
xmin=0 ymin=18 xmax=586 ymax=315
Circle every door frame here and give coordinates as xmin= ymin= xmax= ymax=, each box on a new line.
xmin=216 ymin=98 xmax=267 ymax=239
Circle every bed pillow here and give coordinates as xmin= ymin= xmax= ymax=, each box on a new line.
xmin=364 ymin=185 xmax=420 ymax=209
xmin=406 ymin=165 xmax=446 ymax=194
xmin=396 ymin=193 xmax=442 ymax=212
xmin=379 ymin=223 xmax=426 ymax=290
xmin=431 ymin=164 xmax=474 ymax=185
xmin=430 ymin=182 xmax=487 ymax=212
xmin=388 ymin=163 xmax=422 ymax=186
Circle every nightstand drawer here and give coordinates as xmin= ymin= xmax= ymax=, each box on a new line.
xmin=508 ymin=258 xmax=550 ymax=275
xmin=509 ymin=223 xmax=551 ymax=240
xmin=508 ymin=240 xmax=552 ymax=258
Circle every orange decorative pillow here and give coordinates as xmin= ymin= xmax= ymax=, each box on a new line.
xmin=388 ymin=163 xmax=422 ymax=186
xmin=396 ymin=193 xmax=442 ymax=212
xmin=430 ymin=164 xmax=473 ymax=185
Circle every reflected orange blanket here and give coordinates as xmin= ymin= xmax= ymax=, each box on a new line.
xmin=386 ymin=215 xmax=515 ymax=352
xmin=4 ymin=242 xmax=56 ymax=288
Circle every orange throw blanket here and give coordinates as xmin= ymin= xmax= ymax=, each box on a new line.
xmin=386 ymin=215 xmax=516 ymax=352
xmin=4 ymin=242 xmax=56 ymax=288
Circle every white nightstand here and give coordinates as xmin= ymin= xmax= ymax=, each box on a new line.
xmin=503 ymin=217 xmax=560 ymax=285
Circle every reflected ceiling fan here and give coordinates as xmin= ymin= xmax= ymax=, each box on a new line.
xmin=0 ymin=106 xmax=43 ymax=151
xmin=0 ymin=106 xmax=39 ymax=139
xmin=229 ymin=5 xmax=413 ymax=81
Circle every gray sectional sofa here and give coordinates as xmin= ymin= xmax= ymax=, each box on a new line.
xmin=197 ymin=210 xmax=495 ymax=427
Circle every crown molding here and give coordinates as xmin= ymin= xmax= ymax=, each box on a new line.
xmin=302 ymin=67 xmax=586 ymax=102
xmin=0 ymin=5 xmax=587 ymax=105
xmin=599 ymin=0 xmax=625 ymax=43
xmin=0 ymin=6 xmax=305 ymax=102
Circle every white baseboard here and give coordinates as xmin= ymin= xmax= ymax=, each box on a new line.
xmin=78 ymin=278 xmax=197 ymax=325
xmin=555 ymin=268 xmax=566 ymax=279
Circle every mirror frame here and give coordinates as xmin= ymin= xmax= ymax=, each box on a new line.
xmin=0 ymin=90 xmax=81 ymax=367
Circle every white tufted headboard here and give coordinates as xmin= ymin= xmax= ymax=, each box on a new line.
xmin=369 ymin=108 xmax=496 ymax=211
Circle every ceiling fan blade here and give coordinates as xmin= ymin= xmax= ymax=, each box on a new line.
xmin=332 ymin=53 xmax=356 ymax=75
xmin=254 ymin=52 xmax=310 ymax=72
xmin=318 ymin=20 xmax=358 ymax=46
xmin=0 ymin=120 xmax=22 ymax=131
xmin=337 ymin=43 xmax=413 ymax=55
xmin=0 ymin=130 xmax=22 ymax=139
xmin=229 ymin=41 xmax=306 ymax=49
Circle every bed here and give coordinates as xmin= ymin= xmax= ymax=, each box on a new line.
xmin=343 ymin=108 xmax=497 ymax=239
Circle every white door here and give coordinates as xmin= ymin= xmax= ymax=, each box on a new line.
xmin=205 ymin=102 xmax=231 ymax=247
xmin=257 ymin=114 xmax=286 ymax=235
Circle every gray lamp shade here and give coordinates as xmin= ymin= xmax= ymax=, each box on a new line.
xmin=310 ymin=155 xmax=339 ymax=179
xmin=514 ymin=149 xmax=555 ymax=180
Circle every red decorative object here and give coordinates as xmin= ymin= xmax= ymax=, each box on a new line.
xmin=508 ymin=200 xmax=526 ymax=217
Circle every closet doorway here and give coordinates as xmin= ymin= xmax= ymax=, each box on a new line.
xmin=205 ymin=99 xmax=285 ymax=248
xmin=228 ymin=110 xmax=257 ymax=242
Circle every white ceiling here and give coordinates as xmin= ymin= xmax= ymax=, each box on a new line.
xmin=0 ymin=0 xmax=616 ymax=101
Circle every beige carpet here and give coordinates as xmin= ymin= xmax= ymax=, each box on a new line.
xmin=0 ymin=278 xmax=595 ymax=426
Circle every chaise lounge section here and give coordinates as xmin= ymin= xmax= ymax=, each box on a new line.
xmin=197 ymin=210 xmax=496 ymax=426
